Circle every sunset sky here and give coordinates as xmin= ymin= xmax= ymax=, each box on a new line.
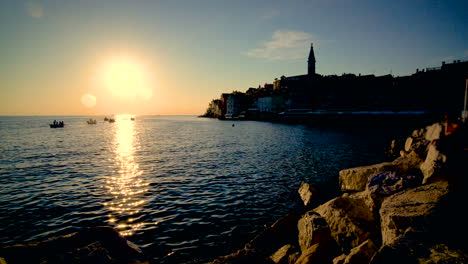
xmin=1 ymin=0 xmax=467 ymax=115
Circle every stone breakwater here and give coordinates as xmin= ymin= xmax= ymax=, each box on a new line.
xmin=209 ymin=120 xmax=468 ymax=264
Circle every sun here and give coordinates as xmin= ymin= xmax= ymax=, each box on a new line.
xmin=101 ymin=57 xmax=152 ymax=99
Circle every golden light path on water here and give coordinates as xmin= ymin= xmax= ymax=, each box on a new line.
xmin=103 ymin=114 xmax=149 ymax=236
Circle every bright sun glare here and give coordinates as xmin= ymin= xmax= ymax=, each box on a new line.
xmin=102 ymin=58 xmax=152 ymax=100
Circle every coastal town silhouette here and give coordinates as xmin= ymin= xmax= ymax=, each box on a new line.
xmin=203 ymin=43 xmax=468 ymax=128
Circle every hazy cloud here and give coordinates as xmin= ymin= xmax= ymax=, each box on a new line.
xmin=25 ymin=1 xmax=44 ymax=18
xmin=243 ymin=30 xmax=315 ymax=60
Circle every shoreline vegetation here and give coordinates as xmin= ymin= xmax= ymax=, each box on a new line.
xmin=1 ymin=116 xmax=466 ymax=263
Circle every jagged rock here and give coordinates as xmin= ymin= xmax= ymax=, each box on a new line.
xmin=269 ymin=244 xmax=294 ymax=264
xmin=404 ymin=136 xmax=430 ymax=157
xmin=391 ymin=152 xmax=424 ymax=174
xmin=314 ymin=194 xmax=378 ymax=252
xmin=404 ymin=137 xmax=413 ymax=152
xmin=379 ymin=181 xmax=450 ymax=246
xmin=298 ymin=182 xmax=317 ymax=207
xmin=420 ymin=144 xmax=447 ymax=184
xmin=333 ymin=254 xmax=346 ymax=264
xmin=288 ymin=252 xmax=300 ymax=264
xmin=294 ymin=243 xmax=333 ymax=264
xmin=0 ymin=226 xmax=147 ymax=264
xmin=367 ymin=171 xmax=423 ymax=206
xmin=339 ymin=162 xmax=394 ymax=192
xmin=339 ymin=152 xmax=422 ymax=192
xmin=297 ymin=211 xmax=333 ymax=252
xmin=340 ymin=239 xmax=378 ymax=264
xmin=424 ymin=123 xmax=443 ymax=142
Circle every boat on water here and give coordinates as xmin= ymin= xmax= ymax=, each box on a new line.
xmin=104 ymin=117 xmax=109 ymax=121
xmin=50 ymin=122 xmax=64 ymax=128
xmin=130 ymin=117 xmax=135 ymax=121
xmin=87 ymin=119 xmax=97 ymax=124
xmin=108 ymin=118 xmax=115 ymax=123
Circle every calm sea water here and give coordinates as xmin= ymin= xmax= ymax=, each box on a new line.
xmin=0 ymin=115 xmax=399 ymax=263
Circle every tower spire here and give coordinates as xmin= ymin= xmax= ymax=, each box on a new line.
xmin=308 ymin=42 xmax=316 ymax=76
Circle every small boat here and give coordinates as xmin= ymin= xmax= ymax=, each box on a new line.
xmin=104 ymin=117 xmax=109 ymax=121
xmin=108 ymin=118 xmax=115 ymax=123
xmin=87 ymin=119 xmax=97 ymax=125
xmin=130 ymin=117 xmax=135 ymax=121
xmin=50 ymin=123 xmax=64 ymax=128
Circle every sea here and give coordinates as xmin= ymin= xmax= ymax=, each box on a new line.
xmin=0 ymin=115 xmax=409 ymax=263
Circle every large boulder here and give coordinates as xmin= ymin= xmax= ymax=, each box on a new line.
xmin=420 ymin=144 xmax=447 ymax=184
xmin=314 ymin=194 xmax=378 ymax=252
xmin=297 ymin=211 xmax=333 ymax=253
xmin=379 ymin=181 xmax=450 ymax=246
xmin=339 ymin=162 xmax=395 ymax=192
xmin=339 ymin=152 xmax=423 ymax=192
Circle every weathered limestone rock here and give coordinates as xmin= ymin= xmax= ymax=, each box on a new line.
xmin=340 ymin=239 xmax=378 ymax=264
xmin=269 ymin=244 xmax=295 ymax=264
xmin=367 ymin=171 xmax=423 ymax=205
xmin=333 ymin=254 xmax=346 ymax=264
xmin=391 ymin=152 xmax=424 ymax=174
xmin=314 ymin=194 xmax=378 ymax=252
xmin=340 ymin=152 xmax=423 ymax=193
xmin=379 ymin=181 xmax=450 ymax=246
xmin=294 ymin=243 xmax=333 ymax=264
xmin=404 ymin=137 xmax=413 ymax=152
xmin=424 ymin=122 xmax=443 ymax=142
xmin=297 ymin=211 xmax=332 ymax=252
xmin=339 ymin=162 xmax=394 ymax=192
xmin=404 ymin=136 xmax=430 ymax=157
xmin=298 ymin=182 xmax=317 ymax=207
xmin=420 ymin=144 xmax=447 ymax=184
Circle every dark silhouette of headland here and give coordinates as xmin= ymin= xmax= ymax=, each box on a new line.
xmin=202 ymin=43 xmax=468 ymax=130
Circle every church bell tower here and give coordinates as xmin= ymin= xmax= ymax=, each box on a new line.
xmin=308 ymin=43 xmax=316 ymax=76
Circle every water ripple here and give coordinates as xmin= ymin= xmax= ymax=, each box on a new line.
xmin=0 ymin=115 xmax=397 ymax=263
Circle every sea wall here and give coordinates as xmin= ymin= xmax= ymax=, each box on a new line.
xmin=209 ymin=119 xmax=468 ymax=264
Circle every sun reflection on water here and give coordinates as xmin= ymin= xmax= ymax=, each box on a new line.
xmin=103 ymin=114 xmax=148 ymax=236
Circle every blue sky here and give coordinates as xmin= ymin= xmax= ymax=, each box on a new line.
xmin=0 ymin=0 xmax=467 ymax=115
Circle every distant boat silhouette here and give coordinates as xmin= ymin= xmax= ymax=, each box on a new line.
xmin=104 ymin=117 xmax=109 ymax=121
xmin=50 ymin=122 xmax=64 ymax=128
xmin=108 ymin=118 xmax=115 ymax=123
xmin=87 ymin=119 xmax=97 ymax=125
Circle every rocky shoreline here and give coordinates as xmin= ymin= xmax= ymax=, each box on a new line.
xmin=1 ymin=118 xmax=466 ymax=264
xmin=208 ymin=118 xmax=468 ymax=264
